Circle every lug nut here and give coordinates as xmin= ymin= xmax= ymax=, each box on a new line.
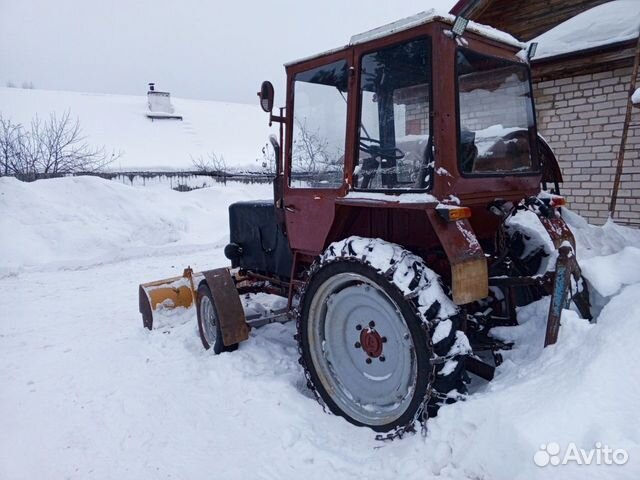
xmin=369 ymin=321 xmax=375 ymax=328
xmin=366 ymin=358 xmax=372 ymax=364
xmin=354 ymin=342 xmax=361 ymax=348
xmin=380 ymin=356 xmax=386 ymax=362
xmin=356 ymin=324 xmax=362 ymax=331
xmin=381 ymin=336 xmax=387 ymax=343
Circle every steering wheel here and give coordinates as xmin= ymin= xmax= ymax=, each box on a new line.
xmin=359 ymin=137 xmax=405 ymax=161
xmin=356 ymin=137 xmax=406 ymax=188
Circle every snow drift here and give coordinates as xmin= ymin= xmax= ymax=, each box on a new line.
xmin=0 ymin=176 xmax=273 ymax=276
xmin=1 ymin=176 xmax=639 ymax=479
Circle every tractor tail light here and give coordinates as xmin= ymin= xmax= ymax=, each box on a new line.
xmin=550 ymin=196 xmax=566 ymax=208
xmin=436 ymin=206 xmax=472 ymax=222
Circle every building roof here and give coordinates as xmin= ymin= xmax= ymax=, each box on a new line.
xmin=532 ymin=0 xmax=640 ymax=60
xmin=450 ymin=0 xmax=612 ymax=41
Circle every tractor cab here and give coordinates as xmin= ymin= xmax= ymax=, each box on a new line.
xmin=258 ymin=11 xmax=548 ymax=260
xmin=263 ymin=14 xmax=541 ymax=194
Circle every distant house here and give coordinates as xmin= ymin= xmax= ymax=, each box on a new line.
xmin=451 ymin=0 xmax=640 ymax=226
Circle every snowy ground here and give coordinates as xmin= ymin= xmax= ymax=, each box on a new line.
xmin=1 ymin=176 xmax=639 ymax=480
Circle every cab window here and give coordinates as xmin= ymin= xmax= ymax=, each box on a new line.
xmin=290 ymin=60 xmax=349 ymax=188
xmin=355 ymin=38 xmax=432 ymax=190
xmin=456 ymin=49 xmax=537 ymax=175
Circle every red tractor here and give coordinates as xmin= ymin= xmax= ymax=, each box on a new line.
xmin=139 ymin=12 xmax=590 ymax=438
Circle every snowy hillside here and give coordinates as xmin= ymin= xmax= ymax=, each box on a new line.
xmin=0 ymin=87 xmax=275 ymax=171
xmin=1 ymin=176 xmax=639 ymax=479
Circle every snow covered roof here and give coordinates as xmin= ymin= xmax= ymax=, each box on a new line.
xmin=286 ymin=9 xmax=524 ymax=66
xmin=349 ymin=9 xmax=524 ymax=47
xmin=0 ymin=87 xmax=274 ymax=172
xmin=533 ymin=0 xmax=640 ymax=60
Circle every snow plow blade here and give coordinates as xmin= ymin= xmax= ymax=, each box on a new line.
xmin=138 ymin=267 xmax=250 ymax=346
xmin=138 ymin=268 xmax=200 ymax=330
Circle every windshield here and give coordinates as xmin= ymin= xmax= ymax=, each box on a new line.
xmin=456 ymin=49 xmax=537 ymax=175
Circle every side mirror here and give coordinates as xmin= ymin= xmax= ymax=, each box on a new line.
xmin=258 ymin=81 xmax=275 ymax=113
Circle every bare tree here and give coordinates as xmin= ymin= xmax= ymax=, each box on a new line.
xmin=260 ymin=142 xmax=276 ymax=174
xmin=36 ymin=111 xmax=116 ymax=174
xmin=0 ymin=110 xmax=118 ymax=180
xmin=0 ymin=114 xmax=22 ymax=175
xmin=6 ymin=81 xmax=16 ymax=88
xmin=292 ymin=118 xmax=331 ymax=174
xmin=21 ymin=81 xmax=34 ymax=89
xmin=192 ymin=151 xmax=228 ymax=184
xmin=192 ymin=151 xmax=227 ymax=173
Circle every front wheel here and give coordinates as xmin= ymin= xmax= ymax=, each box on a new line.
xmin=196 ymin=283 xmax=238 ymax=354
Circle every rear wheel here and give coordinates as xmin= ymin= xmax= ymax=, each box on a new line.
xmin=298 ymin=237 xmax=470 ymax=434
xmin=196 ymin=283 xmax=238 ymax=354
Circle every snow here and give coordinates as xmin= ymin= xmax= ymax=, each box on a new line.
xmin=580 ymin=247 xmax=640 ymax=298
xmin=1 ymin=177 xmax=640 ymax=479
xmin=533 ymin=0 xmax=640 ymax=60
xmin=288 ymin=9 xmax=524 ymax=66
xmin=349 ymin=9 xmax=524 ymax=49
xmin=0 ymin=87 xmax=275 ymax=172
xmin=632 ymin=88 xmax=640 ymax=105
xmin=505 ymin=208 xmax=556 ymax=273
xmin=0 ymin=176 xmax=273 ymax=277
xmin=343 ymin=191 xmax=439 ymax=204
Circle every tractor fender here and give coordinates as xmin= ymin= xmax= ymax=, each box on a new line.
xmin=425 ymin=210 xmax=488 ymax=305
xmin=538 ymin=135 xmax=563 ymax=186
xmin=200 ymin=268 xmax=250 ymax=347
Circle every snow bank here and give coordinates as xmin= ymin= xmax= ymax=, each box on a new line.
xmin=0 ymin=176 xmax=272 ymax=276
xmin=563 ymin=208 xmax=640 ymax=260
xmin=533 ymin=0 xmax=640 ymax=60
xmin=0 ymin=87 xmax=275 ymax=171
xmin=580 ymin=247 xmax=640 ymax=297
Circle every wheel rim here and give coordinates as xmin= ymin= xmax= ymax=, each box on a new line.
xmin=200 ymin=295 xmax=218 ymax=347
xmin=307 ymin=272 xmax=418 ymax=426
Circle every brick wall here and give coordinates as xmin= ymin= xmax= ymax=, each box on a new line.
xmin=533 ymin=66 xmax=640 ymax=226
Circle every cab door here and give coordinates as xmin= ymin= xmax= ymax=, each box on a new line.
xmin=283 ymin=50 xmax=355 ymax=254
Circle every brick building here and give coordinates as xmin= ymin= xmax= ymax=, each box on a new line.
xmin=451 ymin=0 xmax=640 ymax=225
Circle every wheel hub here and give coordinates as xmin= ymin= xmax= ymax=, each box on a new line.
xmin=360 ymin=328 xmax=383 ymax=358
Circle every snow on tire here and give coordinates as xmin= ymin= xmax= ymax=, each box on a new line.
xmin=297 ymin=236 xmax=471 ymax=436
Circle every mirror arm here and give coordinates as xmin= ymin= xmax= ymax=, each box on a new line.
xmin=268 ymin=113 xmax=285 ymax=127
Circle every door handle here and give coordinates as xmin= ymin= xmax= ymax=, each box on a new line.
xmin=285 ymin=204 xmax=298 ymax=213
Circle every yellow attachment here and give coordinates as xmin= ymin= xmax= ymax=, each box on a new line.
xmin=147 ymin=284 xmax=194 ymax=310
xmin=139 ymin=268 xmax=202 ymax=330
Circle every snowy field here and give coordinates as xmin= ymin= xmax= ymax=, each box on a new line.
xmin=1 ymin=176 xmax=640 ymax=480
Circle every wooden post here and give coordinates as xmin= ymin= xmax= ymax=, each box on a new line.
xmin=609 ymin=33 xmax=640 ymax=217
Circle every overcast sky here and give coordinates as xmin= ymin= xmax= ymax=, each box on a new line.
xmin=0 ymin=0 xmax=456 ymax=105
